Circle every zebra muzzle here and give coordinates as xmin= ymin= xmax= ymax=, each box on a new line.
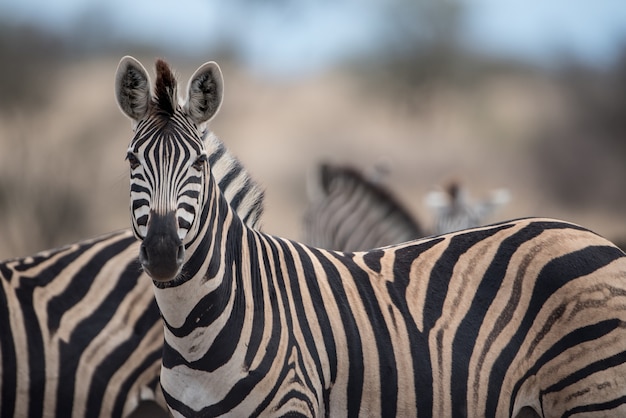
xmin=140 ymin=211 xmax=185 ymax=282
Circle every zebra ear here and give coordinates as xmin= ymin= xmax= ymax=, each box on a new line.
xmin=115 ymin=56 xmax=152 ymax=122
xmin=185 ymin=61 xmax=223 ymax=126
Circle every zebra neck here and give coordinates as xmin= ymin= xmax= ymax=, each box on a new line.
xmin=153 ymin=171 xmax=250 ymax=332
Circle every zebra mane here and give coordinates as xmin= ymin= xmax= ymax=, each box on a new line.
xmin=154 ymin=59 xmax=177 ymax=115
xmin=319 ymin=163 xmax=420 ymax=231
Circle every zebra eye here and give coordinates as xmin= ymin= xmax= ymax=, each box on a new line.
xmin=126 ymin=152 xmax=140 ymax=170
xmin=192 ymin=154 xmax=207 ymax=170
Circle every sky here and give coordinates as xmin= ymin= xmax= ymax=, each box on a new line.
xmin=2 ymin=0 xmax=626 ymax=76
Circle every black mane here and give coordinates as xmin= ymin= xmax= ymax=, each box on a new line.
xmin=319 ymin=163 xmax=421 ymax=233
xmin=154 ymin=59 xmax=177 ymax=115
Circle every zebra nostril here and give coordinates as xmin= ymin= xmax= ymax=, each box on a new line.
xmin=139 ymin=243 xmax=149 ymax=265
xmin=176 ymin=244 xmax=185 ymax=265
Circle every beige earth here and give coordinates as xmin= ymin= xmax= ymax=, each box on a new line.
xmin=0 ymin=55 xmax=623 ymax=258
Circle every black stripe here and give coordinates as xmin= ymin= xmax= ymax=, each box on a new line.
xmin=46 ymin=237 xmax=137 ymax=333
xmin=530 ymin=320 xmax=625 ymax=418
xmin=15 ymin=243 xmax=102 ymax=418
xmin=132 ymin=198 xmax=150 ymax=212
xmin=167 ymin=236 xmax=285 ymax=416
xmin=312 ymin=248 xmax=364 ymax=418
xmin=136 ymin=214 xmax=149 ymax=227
xmin=544 ymin=323 xmax=626 ymax=395
xmin=486 ymin=244 xmax=625 ymax=417
xmin=242 ymin=231 xmax=268 ymax=369
xmin=105 ymin=301 xmax=162 ymax=418
xmin=54 ymin=253 xmax=143 ymax=417
xmin=275 ymin=388 xmax=316 ymax=417
xmin=192 ymin=219 xmax=247 ymax=372
xmin=562 ymin=393 xmax=626 ymax=418
xmin=180 ymin=175 xmax=202 ymax=188
xmin=218 ymin=164 xmax=243 ymax=192
xmin=113 ymin=350 xmax=163 ymax=417
xmin=178 ymin=217 xmax=192 ymax=231
xmin=363 ymin=249 xmax=384 ymax=272
xmin=178 ymin=202 xmax=195 ymax=214
xmin=0 ymin=278 xmax=17 ymax=418
xmin=229 ymin=181 xmax=252 ymax=212
xmin=446 ymin=224 xmax=529 ymax=415
xmin=333 ymin=251 xmax=399 ymax=416
xmin=84 ymin=269 xmax=159 ymax=417
xmin=207 ymin=142 xmax=225 ymax=166
xmin=181 ymin=190 xmax=200 ymax=200
xmin=130 ymin=184 xmax=151 ymax=196
xmin=295 ymin=243 xmax=338 ymax=401
xmin=424 ymin=224 xmax=512 ymax=333
xmin=388 ymin=238 xmax=443 ymax=415
xmin=130 ymin=172 xmax=146 ymax=182
xmin=277 ymin=240 xmax=323 ymax=408
xmin=176 ymin=235 xmax=299 ymax=416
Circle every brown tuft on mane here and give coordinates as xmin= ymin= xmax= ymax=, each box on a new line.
xmin=154 ymin=59 xmax=177 ymax=115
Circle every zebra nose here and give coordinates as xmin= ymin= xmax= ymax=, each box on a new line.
xmin=140 ymin=240 xmax=185 ymax=282
xmin=140 ymin=212 xmax=185 ymax=282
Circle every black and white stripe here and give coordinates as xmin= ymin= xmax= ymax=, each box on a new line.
xmin=0 ymin=231 xmax=159 ymax=418
xmin=117 ymin=57 xmax=626 ymax=418
xmin=0 ymin=114 xmax=264 ymax=416
xmin=303 ymin=162 xmax=423 ymax=251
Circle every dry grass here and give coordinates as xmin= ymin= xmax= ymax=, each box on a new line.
xmin=1 ymin=55 xmax=624 ymax=258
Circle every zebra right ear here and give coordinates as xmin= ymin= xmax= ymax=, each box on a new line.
xmin=185 ymin=61 xmax=223 ymax=127
xmin=115 ymin=56 xmax=152 ymax=122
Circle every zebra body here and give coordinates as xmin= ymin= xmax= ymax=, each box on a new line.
xmin=0 ymin=231 xmax=159 ymax=418
xmin=0 ymin=119 xmax=264 ymax=415
xmin=116 ymin=56 xmax=626 ymax=417
xmin=303 ymin=163 xmax=423 ymax=251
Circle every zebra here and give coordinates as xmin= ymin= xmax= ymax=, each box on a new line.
xmin=302 ymin=163 xmax=509 ymax=251
xmin=302 ymin=162 xmax=423 ymax=251
xmin=425 ymin=180 xmax=511 ymax=235
xmin=116 ymin=56 xmax=626 ymax=417
xmin=0 ymin=121 xmax=265 ymax=416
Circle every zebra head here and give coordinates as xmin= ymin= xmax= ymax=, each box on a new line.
xmin=115 ymin=56 xmax=223 ymax=282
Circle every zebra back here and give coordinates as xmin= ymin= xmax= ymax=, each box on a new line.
xmin=303 ymin=163 xmax=423 ymax=251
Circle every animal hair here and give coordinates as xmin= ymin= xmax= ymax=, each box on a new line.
xmin=154 ymin=59 xmax=178 ymax=115
xmin=319 ymin=163 xmax=420 ymax=233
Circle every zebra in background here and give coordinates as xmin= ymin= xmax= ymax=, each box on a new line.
xmin=302 ymin=162 xmax=423 ymax=251
xmin=425 ymin=179 xmax=511 ymax=235
xmin=0 ymin=126 xmax=265 ymax=416
xmin=116 ymin=56 xmax=626 ymax=417
xmin=303 ymin=163 xmax=509 ymax=251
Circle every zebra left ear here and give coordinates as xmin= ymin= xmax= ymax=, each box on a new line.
xmin=115 ymin=56 xmax=152 ymax=122
xmin=185 ymin=61 xmax=223 ymax=126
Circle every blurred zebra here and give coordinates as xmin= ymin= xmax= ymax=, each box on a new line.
xmin=425 ymin=180 xmax=511 ymax=235
xmin=0 ymin=129 xmax=264 ymax=416
xmin=302 ymin=164 xmax=509 ymax=251
xmin=117 ymin=56 xmax=626 ymax=417
xmin=302 ymin=162 xmax=423 ymax=251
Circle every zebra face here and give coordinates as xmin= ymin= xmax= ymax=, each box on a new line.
xmin=115 ymin=56 xmax=223 ymax=282
xmin=126 ymin=134 xmax=208 ymax=281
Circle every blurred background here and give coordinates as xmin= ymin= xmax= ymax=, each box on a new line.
xmin=1 ymin=0 xmax=626 ymax=258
